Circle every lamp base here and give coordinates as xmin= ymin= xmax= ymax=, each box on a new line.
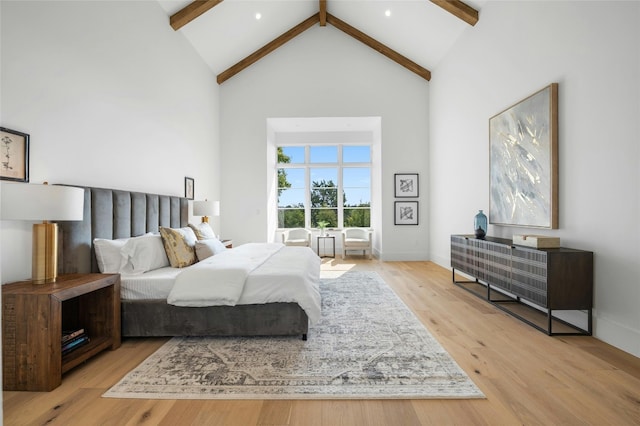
xmin=32 ymin=222 xmax=58 ymax=284
xmin=201 ymin=216 xmax=209 ymax=223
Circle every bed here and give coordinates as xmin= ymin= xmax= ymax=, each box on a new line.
xmin=57 ymin=186 xmax=320 ymax=340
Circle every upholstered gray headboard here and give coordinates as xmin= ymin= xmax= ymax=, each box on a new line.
xmin=57 ymin=186 xmax=188 ymax=274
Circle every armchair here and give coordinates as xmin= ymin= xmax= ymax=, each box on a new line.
xmin=341 ymin=228 xmax=373 ymax=259
xmin=281 ymin=228 xmax=312 ymax=247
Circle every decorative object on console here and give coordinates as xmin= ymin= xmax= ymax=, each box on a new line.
xmin=394 ymin=201 xmax=418 ymax=225
xmin=512 ymin=234 xmax=560 ymax=248
xmin=489 ymin=83 xmax=558 ymax=229
xmin=184 ymin=176 xmax=194 ymax=200
xmin=394 ymin=173 xmax=419 ymax=198
xmin=0 ymin=182 xmax=84 ymax=283
xmin=1 ymin=127 xmax=29 ymax=182
xmin=192 ymin=199 xmax=219 ymax=223
xmin=474 ymin=210 xmax=487 ymax=239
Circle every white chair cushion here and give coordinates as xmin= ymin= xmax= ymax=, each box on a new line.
xmin=344 ymin=238 xmax=370 ymax=248
xmin=286 ymin=238 xmax=309 ymax=246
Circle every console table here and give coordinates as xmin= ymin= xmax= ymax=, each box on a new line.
xmin=450 ymin=235 xmax=593 ymax=335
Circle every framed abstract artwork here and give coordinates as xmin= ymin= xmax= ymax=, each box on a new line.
xmin=0 ymin=127 xmax=29 ymax=182
xmin=489 ymin=83 xmax=558 ymax=229
xmin=394 ymin=173 xmax=418 ymax=198
xmin=394 ymin=201 xmax=418 ymax=225
xmin=185 ymin=177 xmax=194 ymax=200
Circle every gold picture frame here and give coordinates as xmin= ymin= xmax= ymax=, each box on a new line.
xmin=489 ymin=83 xmax=558 ymax=229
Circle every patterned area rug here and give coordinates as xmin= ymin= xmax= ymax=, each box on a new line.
xmin=103 ymin=271 xmax=484 ymax=399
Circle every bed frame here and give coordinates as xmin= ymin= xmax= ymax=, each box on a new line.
xmin=57 ymin=185 xmax=309 ymax=339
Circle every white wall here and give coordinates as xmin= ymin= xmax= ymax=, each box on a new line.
xmin=430 ymin=1 xmax=640 ymax=357
xmin=0 ymin=1 xmax=221 ymax=283
xmin=220 ymin=25 xmax=430 ymax=260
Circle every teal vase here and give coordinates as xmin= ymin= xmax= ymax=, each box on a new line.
xmin=474 ymin=210 xmax=487 ymax=239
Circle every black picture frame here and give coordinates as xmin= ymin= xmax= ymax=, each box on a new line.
xmin=394 ymin=173 xmax=418 ymax=198
xmin=185 ymin=177 xmax=194 ymax=200
xmin=0 ymin=127 xmax=29 ymax=182
xmin=395 ymin=201 xmax=418 ymax=225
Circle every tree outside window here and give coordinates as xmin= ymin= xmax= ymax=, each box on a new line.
xmin=277 ymin=145 xmax=370 ymax=228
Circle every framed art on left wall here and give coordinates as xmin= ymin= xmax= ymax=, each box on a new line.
xmin=0 ymin=127 xmax=29 ymax=182
xmin=185 ymin=177 xmax=194 ymax=200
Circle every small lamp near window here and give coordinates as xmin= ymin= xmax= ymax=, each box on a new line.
xmin=192 ymin=199 xmax=219 ymax=223
xmin=1 ymin=182 xmax=84 ymax=284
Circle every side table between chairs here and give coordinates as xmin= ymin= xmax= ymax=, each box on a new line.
xmin=317 ymin=235 xmax=335 ymax=258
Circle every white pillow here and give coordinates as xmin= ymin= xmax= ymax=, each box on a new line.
xmin=120 ymin=234 xmax=169 ymax=275
xmin=93 ymin=237 xmax=129 ymax=273
xmin=195 ymin=237 xmax=227 ymax=261
xmin=188 ymin=222 xmax=216 ymax=240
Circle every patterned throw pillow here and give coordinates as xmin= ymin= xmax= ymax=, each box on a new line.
xmin=188 ymin=222 xmax=216 ymax=240
xmin=159 ymin=227 xmax=198 ymax=268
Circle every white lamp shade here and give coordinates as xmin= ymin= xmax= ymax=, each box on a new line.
xmin=1 ymin=182 xmax=84 ymax=221
xmin=193 ymin=200 xmax=219 ymax=217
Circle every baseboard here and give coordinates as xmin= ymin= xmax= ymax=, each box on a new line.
xmin=378 ymin=250 xmax=429 ymax=261
xmin=594 ymin=316 xmax=640 ymax=358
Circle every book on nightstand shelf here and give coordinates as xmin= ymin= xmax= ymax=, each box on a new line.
xmin=62 ymin=328 xmax=90 ymax=355
xmin=62 ymin=328 xmax=85 ymax=343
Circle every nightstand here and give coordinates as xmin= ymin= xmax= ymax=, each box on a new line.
xmin=2 ymin=273 xmax=121 ymax=391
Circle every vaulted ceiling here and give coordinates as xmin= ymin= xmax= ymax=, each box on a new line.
xmin=157 ymin=0 xmax=485 ymax=84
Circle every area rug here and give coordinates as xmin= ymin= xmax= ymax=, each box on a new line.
xmin=103 ymin=271 xmax=484 ymax=399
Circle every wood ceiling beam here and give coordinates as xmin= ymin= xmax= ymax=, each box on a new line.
xmin=319 ymin=0 xmax=327 ymax=26
xmin=170 ymin=0 xmax=224 ymax=31
xmin=326 ymin=13 xmax=431 ymax=81
xmin=217 ymin=13 xmax=320 ymax=84
xmin=430 ymin=0 xmax=479 ymax=26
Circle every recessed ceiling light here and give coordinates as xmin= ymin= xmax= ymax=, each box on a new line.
xmin=255 ymin=12 xmax=262 ymax=20
xmin=385 ymin=9 xmax=391 ymax=17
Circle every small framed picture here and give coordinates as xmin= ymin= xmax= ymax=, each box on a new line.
xmin=394 ymin=173 xmax=418 ymax=198
xmin=0 ymin=127 xmax=29 ymax=182
xmin=395 ymin=201 xmax=419 ymax=225
xmin=185 ymin=177 xmax=194 ymax=200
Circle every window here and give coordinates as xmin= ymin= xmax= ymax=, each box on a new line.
xmin=278 ymin=145 xmax=371 ymax=228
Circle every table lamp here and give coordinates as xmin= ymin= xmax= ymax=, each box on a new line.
xmin=192 ymin=199 xmax=219 ymax=223
xmin=1 ymin=182 xmax=84 ymax=284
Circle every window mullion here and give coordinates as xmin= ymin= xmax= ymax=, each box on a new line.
xmin=304 ymin=146 xmax=310 ymax=228
xmin=338 ymin=145 xmax=344 ymax=228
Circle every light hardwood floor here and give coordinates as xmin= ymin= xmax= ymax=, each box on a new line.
xmin=4 ymin=259 xmax=640 ymax=425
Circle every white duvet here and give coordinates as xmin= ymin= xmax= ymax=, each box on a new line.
xmin=167 ymin=243 xmax=321 ymax=323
